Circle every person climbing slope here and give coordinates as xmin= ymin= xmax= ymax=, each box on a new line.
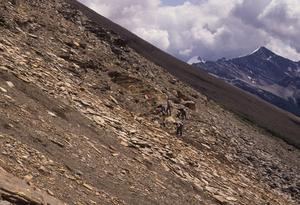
xmin=177 ymin=108 xmax=187 ymax=120
xmin=166 ymin=98 xmax=173 ymax=116
xmin=157 ymin=104 xmax=167 ymax=116
xmin=175 ymin=120 xmax=184 ymax=136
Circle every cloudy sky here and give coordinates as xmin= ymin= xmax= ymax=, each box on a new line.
xmin=78 ymin=0 xmax=300 ymax=62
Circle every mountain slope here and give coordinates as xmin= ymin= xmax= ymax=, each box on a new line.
xmin=0 ymin=0 xmax=299 ymax=204
xmin=66 ymin=0 xmax=300 ymax=149
xmin=193 ymin=47 xmax=300 ymax=117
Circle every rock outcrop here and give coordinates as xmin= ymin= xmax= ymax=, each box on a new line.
xmin=0 ymin=166 xmax=64 ymax=205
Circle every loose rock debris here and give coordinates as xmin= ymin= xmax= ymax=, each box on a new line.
xmin=0 ymin=1 xmax=299 ymax=205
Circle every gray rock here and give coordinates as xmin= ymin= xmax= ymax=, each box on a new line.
xmin=182 ymin=100 xmax=196 ymax=110
xmin=0 ymin=201 xmax=12 ymax=205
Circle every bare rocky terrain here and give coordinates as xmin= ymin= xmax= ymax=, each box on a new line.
xmin=0 ymin=0 xmax=299 ymax=204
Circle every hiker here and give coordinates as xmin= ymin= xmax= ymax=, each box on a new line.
xmin=166 ymin=99 xmax=173 ymax=116
xmin=160 ymin=117 xmax=166 ymax=128
xmin=157 ymin=104 xmax=167 ymax=116
xmin=177 ymin=108 xmax=187 ymax=120
xmin=175 ymin=120 xmax=184 ymax=136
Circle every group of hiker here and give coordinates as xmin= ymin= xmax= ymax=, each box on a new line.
xmin=157 ymin=99 xmax=172 ymax=116
xmin=157 ymin=98 xmax=187 ymax=137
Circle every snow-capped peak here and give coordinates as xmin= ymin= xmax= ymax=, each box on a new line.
xmin=187 ymin=56 xmax=206 ymax=65
xmin=237 ymin=46 xmax=274 ymax=59
xmin=250 ymin=47 xmax=261 ymax=55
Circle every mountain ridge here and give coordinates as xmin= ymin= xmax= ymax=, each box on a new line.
xmin=193 ymin=46 xmax=300 ymax=118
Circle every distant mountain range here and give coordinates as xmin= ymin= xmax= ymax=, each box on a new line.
xmin=192 ymin=47 xmax=300 ymax=117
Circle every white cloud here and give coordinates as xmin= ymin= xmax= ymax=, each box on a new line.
xmin=79 ymin=0 xmax=300 ymax=61
xmin=133 ymin=28 xmax=170 ymax=50
xmin=258 ymin=0 xmax=300 ymax=50
xmin=266 ymin=37 xmax=300 ymax=61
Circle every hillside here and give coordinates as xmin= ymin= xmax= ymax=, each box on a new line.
xmin=193 ymin=47 xmax=300 ymax=117
xmin=65 ymin=0 xmax=300 ymax=150
xmin=0 ymin=0 xmax=299 ymax=204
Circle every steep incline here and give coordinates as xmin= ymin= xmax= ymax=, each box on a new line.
xmin=67 ymin=0 xmax=300 ymax=149
xmin=0 ymin=0 xmax=299 ymax=205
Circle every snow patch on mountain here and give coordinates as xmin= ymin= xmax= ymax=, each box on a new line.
xmin=192 ymin=46 xmax=300 ymax=117
xmin=187 ymin=56 xmax=206 ymax=65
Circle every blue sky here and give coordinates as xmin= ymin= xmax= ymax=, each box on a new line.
xmin=79 ymin=0 xmax=300 ymax=62
xmin=161 ymin=0 xmax=185 ymax=6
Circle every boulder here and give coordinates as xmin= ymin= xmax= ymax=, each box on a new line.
xmin=0 ymin=201 xmax=12 ymax=205
xmin=177 ymin=90 xmax=190 ymax=101
xmin=182 ymin=100 xmax=196 ymax=110
xmin=113 ymin=38 xmax=127 ymax=48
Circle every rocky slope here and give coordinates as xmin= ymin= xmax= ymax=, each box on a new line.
xmin=68 ymin=0 xmax=300 ymax=150
xmin=0 ymin=0 xmax=299 ymax=204
xmin=193 ymin=47 xmax=300 ymax=117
